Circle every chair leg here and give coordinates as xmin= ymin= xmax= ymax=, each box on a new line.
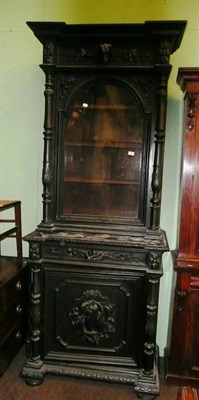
xmin=14 ymin=202 xmax=22 ymax=265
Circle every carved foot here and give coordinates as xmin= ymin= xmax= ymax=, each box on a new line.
xmin=20 ymin=360 xmax=44 ymax=386
xmin=134 ymin=369 xmax=159 ymax=399
xmin=25 ymin=377 xmax=43 ymax=386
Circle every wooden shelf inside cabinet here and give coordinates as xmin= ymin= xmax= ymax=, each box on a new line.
xmin=0 ymin=201 xmax=22 ymax=265
xmin=75 ymin=104 xmax=136 ymax=110
xmin=64 ymin=178 xmax=139 ymax=185
xmin=65 ymin=141 xmax=142 ymax=149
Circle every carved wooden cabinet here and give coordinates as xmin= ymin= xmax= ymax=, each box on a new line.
xmin=166 ymin=68 xmax=199 ymax=386
xmin=21 ymin=21 xmax=186 ymax=398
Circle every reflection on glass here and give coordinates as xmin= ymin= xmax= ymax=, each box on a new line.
xmin=63 ymin=81 xmax=143 ymax=219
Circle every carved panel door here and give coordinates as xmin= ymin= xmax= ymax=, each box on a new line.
xmin=43 ymin=263 xmax=147 ymax=370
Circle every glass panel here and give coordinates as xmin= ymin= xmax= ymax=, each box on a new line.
xmin=63 ymin=81 xmax=143 ymax=219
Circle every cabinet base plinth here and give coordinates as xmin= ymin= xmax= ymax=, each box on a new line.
xmin=21 ymin=360 xmax=159 ymax=398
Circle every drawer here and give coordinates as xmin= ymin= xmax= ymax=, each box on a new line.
xmin=0 ymin=321 xmax=24 ymax=376
xmin=42 ymin=242 xmax=147 ymax=267
xmin=0 ymin=303 xmax=25 ymax=344
xmin=0 ymin=270 xmax=27 ymax=318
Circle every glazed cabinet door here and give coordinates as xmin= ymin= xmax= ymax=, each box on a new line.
xmin=56 ymin=73 xmax=154 ymax=228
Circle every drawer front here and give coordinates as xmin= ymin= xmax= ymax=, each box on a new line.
xmin=0 ymin=321 xmax=24 ymax=376
xmin=0 ymin=302 xmax=25 ymax=344
xmin=0 ymin=269 xmax=27 ymax=319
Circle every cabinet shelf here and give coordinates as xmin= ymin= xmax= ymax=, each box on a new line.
xmin=65 ymin=141 xmax=142 ymax=149
xmin=75 ymin=104 xmax=135 ymax=110
xmin=64 ymin=178 xmax=139 ymax=185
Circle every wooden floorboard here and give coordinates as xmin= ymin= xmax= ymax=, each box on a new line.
xmin=0 ymin=346 xmax=178 ymax=399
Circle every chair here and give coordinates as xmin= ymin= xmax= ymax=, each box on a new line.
xmin=0 ymin=200 xmax=22 ymax=265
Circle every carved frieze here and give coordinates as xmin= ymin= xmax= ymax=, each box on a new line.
xmin=47 ymin=244 xmax=146 ymax=265
xmin=59 ymin=46 xmax=153 ymax=66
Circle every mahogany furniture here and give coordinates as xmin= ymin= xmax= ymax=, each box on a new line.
xmin=21 ymin=21 xmax=186 ymax=398
xmin=166 ymin=69 xmax=199 ymax=385
xmin=0 ymin=202 xmax=28 ymax=375
xmin=0 ymin=202 xmax=27 ymax=375
xmin=177 ymin=387 xmax=199 ymax=400
xmin=0 ymin=256 xmax=28 ymax=376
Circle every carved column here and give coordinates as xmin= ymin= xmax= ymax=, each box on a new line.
xmin=40 ymin=68 xmax=54 ymax=228
xmin=38 ymin=40 xmax=56 ymax=229
xmin=30 ymin=264 xmax=42 ymax=362
xmin=21 ymin=261 xmax=43 ymax=385
xmin=150 ymin=71 xmax=168 ymax=229
xmin=144 ymin=275 xmax=159 ymax=374
xmin=143 ymin=252 xmax=162 ymax=374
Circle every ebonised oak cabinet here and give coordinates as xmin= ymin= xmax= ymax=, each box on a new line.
xmin=21 ymin=21 xmax=186 ymax=398
xmin=166 ymin=69 xmax=199 ymax=386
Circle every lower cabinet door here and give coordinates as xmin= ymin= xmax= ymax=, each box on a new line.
xmin=43 ymin=264 xmax=148 ymax=370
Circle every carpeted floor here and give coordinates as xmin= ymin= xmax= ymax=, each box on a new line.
xmin=0 ymin=346 xmax=178 ymax=400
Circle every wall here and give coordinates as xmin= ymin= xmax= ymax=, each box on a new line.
xmin=0 ymin=0 xmax=198 ymax=356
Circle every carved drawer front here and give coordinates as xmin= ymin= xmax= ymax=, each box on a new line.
xmin=43 ymin=264 xmax=147 ymax=368
xmin=42 ymin=242 xmax=147 ymax=268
